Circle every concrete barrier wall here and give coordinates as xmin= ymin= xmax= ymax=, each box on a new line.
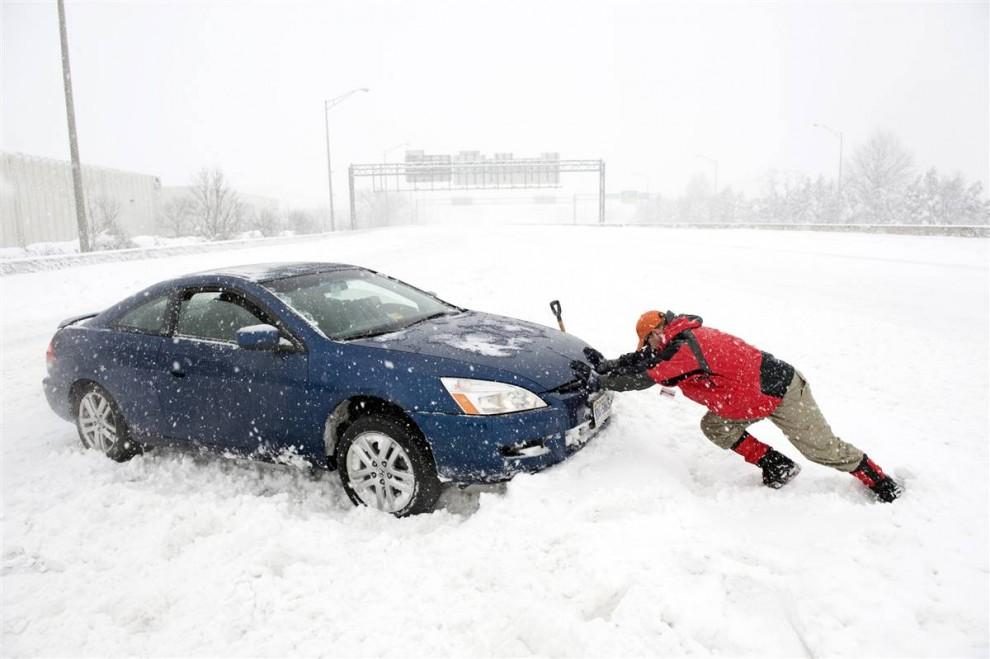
xmin=0 ymin=231 xmax=335 ymax=276
xmin=598 ymin=223 xmax=990 ymax=237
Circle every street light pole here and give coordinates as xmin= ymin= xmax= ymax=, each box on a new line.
xmin=696 ymin=154 xmax=718 ymax=196
xmin=813 ymin=122 xmax=843 ymax=194
xmin=324 ymin=87 xmax=369 ymax=231
xmin=57 ymin=0 xmax=90 ymax=253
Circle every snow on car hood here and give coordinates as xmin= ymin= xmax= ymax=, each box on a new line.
xmin=352 ymin=310 xmax=593 ymax=391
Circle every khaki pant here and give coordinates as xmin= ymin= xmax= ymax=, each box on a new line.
xmin=699 ymin=372 xmax=864 ymax=472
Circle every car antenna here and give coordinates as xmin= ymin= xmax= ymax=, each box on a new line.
xmin=549 ymin=300 xmax=566 ymax=333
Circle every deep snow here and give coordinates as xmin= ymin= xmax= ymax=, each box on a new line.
xmin=2 ymin=225 xmax=988 ymax=657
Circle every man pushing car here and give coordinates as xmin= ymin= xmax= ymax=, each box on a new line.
xmin=584 ymin=310 xmax=902 ymax=502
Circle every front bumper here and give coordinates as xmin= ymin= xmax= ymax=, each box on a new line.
xmin=411 ymin=390 xmax=613 ymax=483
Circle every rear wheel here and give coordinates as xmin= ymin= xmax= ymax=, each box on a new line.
xmin=75 ymin=384 xmax=141 ymax=462
xmin=337 ymin=416 xmax=441 ymax=516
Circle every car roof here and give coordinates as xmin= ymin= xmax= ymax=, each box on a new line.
xmin=184 ymin=262 xmax=361 ymax=283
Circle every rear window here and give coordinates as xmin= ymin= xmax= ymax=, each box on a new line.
xmin=116 ymin=295 xmax=169 ymax=334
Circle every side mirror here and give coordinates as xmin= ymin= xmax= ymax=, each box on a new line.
xmin=236 ymin=324 xmax=281 ymax=350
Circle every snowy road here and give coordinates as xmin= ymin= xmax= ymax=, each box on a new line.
xmin=2 ymin=226 xmax=988 ymax=657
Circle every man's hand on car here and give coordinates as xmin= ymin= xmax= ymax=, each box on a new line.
xmin=583 ymin=347 xmax=607 ymax=370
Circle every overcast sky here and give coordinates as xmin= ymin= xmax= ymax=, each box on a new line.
xmin=3 ymin=0 xmax=987 ymax=206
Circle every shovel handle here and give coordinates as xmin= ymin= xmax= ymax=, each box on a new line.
xmin=549 ymin=300 xmax=566 ymax=332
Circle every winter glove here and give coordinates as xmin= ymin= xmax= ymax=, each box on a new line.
xmin=869 ymin=476 xmax=903 ymax=503
xmin=851 ymin=455 xmax=902 ymax=503
xmin=570 ymin=360 xmax=593 ymax=381
xmin=582 ymin=347 xmax=605 ymax=369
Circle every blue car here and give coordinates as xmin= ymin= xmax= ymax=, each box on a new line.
xmin=43 ymin=263 xmax=612 ymax=515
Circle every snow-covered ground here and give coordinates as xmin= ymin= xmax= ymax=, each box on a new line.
xmin=2 ymin=225 xmax=987 ymax=657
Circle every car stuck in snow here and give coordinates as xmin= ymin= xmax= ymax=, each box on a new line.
xmin=43 ymin=262 xmax=612 ymax=515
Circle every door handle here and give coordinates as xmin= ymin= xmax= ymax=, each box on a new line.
xmin=169 ymin=362 xmax=186 ymax=378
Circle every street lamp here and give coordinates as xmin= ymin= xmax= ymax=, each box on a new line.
xmin=696 ymin=154 xmax=718 ymax=196
xmin=324 ymin=87 xmax=369 ymax=231
xmin=812 ymin=122 xmax=843 ymax=194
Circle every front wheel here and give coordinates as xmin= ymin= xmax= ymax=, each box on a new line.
xmin=75 ymin=384 xmax=141 ymax=462
xmin=337 ymin=416 xmax=441 ymax=516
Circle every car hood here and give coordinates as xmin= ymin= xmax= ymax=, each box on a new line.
xmin=350 ymin=310 xmax=593 ymax=392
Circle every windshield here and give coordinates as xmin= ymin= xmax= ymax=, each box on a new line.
xmin=263 ymin=269 xmax=458 ymax=340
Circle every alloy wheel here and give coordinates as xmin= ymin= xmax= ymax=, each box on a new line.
xmin=78 ymin=390 xmax=118 ymax=453
xmin=345 ymin=431 xmax=416 ymax=513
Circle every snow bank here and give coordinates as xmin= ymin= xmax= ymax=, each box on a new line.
xmin=2 ymin=225 xmax=987 ymax=656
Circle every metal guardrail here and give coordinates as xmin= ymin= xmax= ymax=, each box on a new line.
xmin=0 ymin=231 xmax=338 ymax=276
xmin=594 ymin=223 xmax=990 ymax=237
xmin=2 ymin=224 xmax=986 ymax=276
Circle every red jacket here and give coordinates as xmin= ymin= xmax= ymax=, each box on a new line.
xmin=645 ymin=314 xmax=794 ymax=420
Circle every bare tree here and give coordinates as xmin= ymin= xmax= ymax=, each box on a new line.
xmin=190 ymin=168 xmax=243 ymax=239
xmin=356 ymin=190 xmax=409 ymax=228
xmin=847 ymin=132 xmax=914 ymax=223
xmin=676 ymin=173 xmax=711 ymax=223
xmin=84 ymin=186 xmax=131 ymax=249
xmin=252 ymin=206 xmax=283 ymax=236
xmin=159 ymin=196 xmax=196 ymax=237
xmin=287 ymin=209 xmax=319 ymax=235
xmin=86 ymin=194 xmax=120 ymax=233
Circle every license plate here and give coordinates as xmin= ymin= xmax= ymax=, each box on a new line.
xmin=592 ymin=393 xmax=612 ymax=427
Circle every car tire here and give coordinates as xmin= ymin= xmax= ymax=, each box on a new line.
xmin=337 ymin=415 xmax=441 ymax=516
xmin=74 ymin=383 xmax=142 ymax=462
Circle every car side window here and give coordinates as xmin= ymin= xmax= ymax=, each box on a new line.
xmin=116 ymin=295 xmax=169 ymax=334
xmin=175 ymin=291 xmax=269 ymax=344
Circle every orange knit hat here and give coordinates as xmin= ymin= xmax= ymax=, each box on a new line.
xmin=635 ymin=310 xmax=665 ymax=349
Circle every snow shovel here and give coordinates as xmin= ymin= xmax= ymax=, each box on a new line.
xmin=549 ymin=300 xmax=566 ymax=332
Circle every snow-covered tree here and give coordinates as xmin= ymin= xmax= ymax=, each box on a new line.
xmin=159 ymin=196 xmax=196 ymax=237
xmin=676 ymin=173 xmax=712 ymax=223
xmin=287 ymin=209 xmax=319 ymax=234
xmin=190 ymin=168 xmax=244 ymax=239
xmin=252 ymin=206 xmax=284 ymax=236
xmin=84 ymin=185 xmax=131 ymax=249
xmin=962 ymin=182 xmax=990 ymax=225
xmin=905 ymin=169 xmax=990 ymax=225
xmin=753 ymin=171 xmax=814 ymax=224
xmin=357 ymin=190 xmax=410 ymax=228
xmin=846 ymin=132 xmax=913 ymax=224
xmin=712 ymin=187 xmax=748 ymax=224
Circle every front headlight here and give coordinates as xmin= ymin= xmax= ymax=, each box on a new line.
xmin=440 ymin=377 xmax=547 ymax=415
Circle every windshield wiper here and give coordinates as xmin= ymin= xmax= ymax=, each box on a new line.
xmin=401 ymin=310 xmax=459 ymax=330
xmin=337 ymin=310 xmax=459 ymax=341
xmin=337 ymin=326 xmax=402 ymax=341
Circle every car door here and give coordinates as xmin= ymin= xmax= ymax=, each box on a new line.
xmin=101 ymin=293 xmax=173 ymax=437
xmin=159 ymin=286 xmax=310 ymax=454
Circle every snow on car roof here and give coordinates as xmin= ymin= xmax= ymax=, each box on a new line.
xmin=184 ymin=262 xmax=360 ymax=282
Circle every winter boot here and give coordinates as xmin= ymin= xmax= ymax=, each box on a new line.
xmin=731 ymin=432 xmax=801 ymax=489
xmin=851 ymin=455 xmax=902 ymax=503
xmin=758 ymin=450 xmax=802 ymax=489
